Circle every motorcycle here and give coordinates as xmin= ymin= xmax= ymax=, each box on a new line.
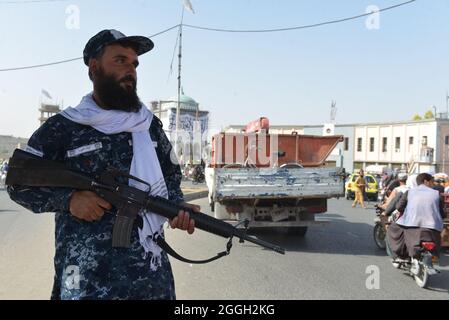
xmin=191 ymin=165 xmax=205 ymax=184
xmin=373 ymin=205 xmax=390 ymax=250
xmin=391 ymin=241 xmax=440 ymax=288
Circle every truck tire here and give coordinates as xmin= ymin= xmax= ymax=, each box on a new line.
xmin=287 ymin=227 xmax=308 ymax=237
xmin=214 ymin=202 xmax=229 ymax=220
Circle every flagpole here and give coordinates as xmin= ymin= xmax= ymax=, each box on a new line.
xmin=175 ymin=7 xmax=185 ymax=160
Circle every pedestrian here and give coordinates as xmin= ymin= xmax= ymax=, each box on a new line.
xmin=352 ymin=169 xmax=367 ymax=209
xmin=7 ymin=29 xmax=199 ymax=300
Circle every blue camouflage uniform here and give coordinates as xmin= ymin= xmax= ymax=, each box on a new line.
xmin=7 ymin=113 xmax=184 ymax=300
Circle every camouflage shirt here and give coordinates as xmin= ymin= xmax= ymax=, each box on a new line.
xmin=7 ymin=113 xmax=184 ymax=300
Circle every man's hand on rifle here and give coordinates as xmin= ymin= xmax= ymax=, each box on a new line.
xmin=169 ymin=203 xmax=199 ymax=235
xmin=69 ymin=191 xmax=112 ymax=222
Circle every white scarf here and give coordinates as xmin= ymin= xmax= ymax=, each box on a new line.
xmin=61 ymin=93 xmax=168 ymax=271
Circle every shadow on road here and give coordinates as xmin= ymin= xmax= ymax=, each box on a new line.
xmin=244 ymin=216 xmax=392 ymax=257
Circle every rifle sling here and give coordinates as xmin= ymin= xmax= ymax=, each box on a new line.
xmin=155 ymin=236 xmax=232 ymax=264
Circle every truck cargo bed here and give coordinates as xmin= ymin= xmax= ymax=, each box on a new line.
xmin=211 ymin=167 xmax=345 ymax=201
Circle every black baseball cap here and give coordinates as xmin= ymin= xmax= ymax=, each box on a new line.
xmin=83 ymin=29 xmax=154 ymax=66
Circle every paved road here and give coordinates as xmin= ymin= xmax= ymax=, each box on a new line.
xmin=169 ymin=198 xmax=449 ymax=300
xmin=1 ymin=189 xmax=448 ymax=300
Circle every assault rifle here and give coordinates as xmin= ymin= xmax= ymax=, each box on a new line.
xmin=6 ymin=149 xmax=285 ymax=264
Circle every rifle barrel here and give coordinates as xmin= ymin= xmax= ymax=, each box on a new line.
xmin=235 ymin=230 xmax=285 ymax=255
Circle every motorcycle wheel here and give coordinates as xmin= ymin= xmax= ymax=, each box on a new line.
xmin=414 ymin=263 xmax=429 ymax=288
xmin=373 ymin=223 xmax=386 ymax=250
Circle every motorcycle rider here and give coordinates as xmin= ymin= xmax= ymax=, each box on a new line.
xmin=379 ymin=173 xmax=408 ymax=214
xmin=432 ymin=178 xmax=445 ymax=194
xmin=387 ymin=173 xmax=446 ymax=270
xmin=0 ymin=161 xmax=8 ymax=189
xmin=1 ymin=161 xmax=8 ymax=173
xmin=191 ymin=162 xmax=205 ymax=183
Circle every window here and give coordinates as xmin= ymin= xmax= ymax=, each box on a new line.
xmin=445 ymin=136 xmax=449 ymax=145
xmin=422 ymin=136 xmax=428 ymax=146
xmin=409 ymin=137 xmax=414 ymax=145
xmin=357 ymin=138 xmax=362 ymax=152
xmin=382 ymin=137 xmax=388 ymax=152
xmin=395 ymin=137 xmax=401 ymax=152
xmin=344 ymin=137 xmax=349 ymax=151
xmin=369 ymin=137 xmax=375 ymax=152
xmin=365 ymin=176 xmax=375 ymax=183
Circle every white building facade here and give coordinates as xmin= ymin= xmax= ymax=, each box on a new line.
xmin=353 ymin=119 xmax=449 ymax=174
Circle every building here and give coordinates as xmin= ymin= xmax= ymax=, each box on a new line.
xmin=39 ymin=102 xmax=61 ymax=125
xmin=0 ymin=135 xmax=28 ymax=161
xmin=353 ymin=119 xmax=449 ymax=174
xmin=150 ymin=91 xmax=209 ymax=164
xmin=225 ymin=118 xmax=449 ymax=174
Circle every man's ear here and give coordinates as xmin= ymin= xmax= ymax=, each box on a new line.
xmin=88 ymin=59 xmax=98 ymax=80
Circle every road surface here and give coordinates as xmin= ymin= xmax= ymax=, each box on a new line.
xmin=0 ymin=190 xmax=448 ymax=300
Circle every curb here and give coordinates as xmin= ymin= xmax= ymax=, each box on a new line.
xmin=182 ymin=190 xmax=209 ymax=202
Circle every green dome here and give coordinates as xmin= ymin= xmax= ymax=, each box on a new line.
xmin=180 ymin=94 xmax=197 ymax=105
xmin=168 ymin=94 xmax=197 ymax=105
xmin=168 ymin=88 xmax=198 ymax=106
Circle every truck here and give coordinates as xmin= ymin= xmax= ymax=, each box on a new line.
xmin=205 ymin=118 xmax=345 ymax=236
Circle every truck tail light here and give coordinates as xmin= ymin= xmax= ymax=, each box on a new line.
xmin=421 ymin=242 xmax=436 ymax=251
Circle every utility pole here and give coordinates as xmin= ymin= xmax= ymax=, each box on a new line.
xmin=175 ymin=7 xmax=185 ymax=159
xmin=175 ymin=1 xmax=195 ymax=159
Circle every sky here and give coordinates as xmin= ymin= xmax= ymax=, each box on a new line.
xmin=0 ymin=0 xmax=448 ymax=138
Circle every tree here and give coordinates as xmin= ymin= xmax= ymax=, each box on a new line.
xmin=412 ymin=114 xmax=422 ymax=121
xmin=424 ymin=110 xmax=435 ymax=119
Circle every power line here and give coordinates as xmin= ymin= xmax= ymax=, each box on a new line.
xmin=0 ymin=25 xmax=180 ymax=72
xmin=183 ymin=0 xmax=416 ymax=33
xmin=167 ymin=32 xmax=180 ymax=83
xmin=0 ymin=57 xmax=82 ymax=72
xmin=0 ymin=0 xmax=69 ymax=3
xmin=0 ymin=0 xmax=417 ymax=72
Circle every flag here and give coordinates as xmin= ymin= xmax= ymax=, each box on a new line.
xmin=41 ymin=89 xmax=52 ymax=100
xmin=183 ymin=0 xmax=195 ymax=14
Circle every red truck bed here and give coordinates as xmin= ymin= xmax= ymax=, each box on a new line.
xmin=210 ymin=133 xmax=343 ymax=168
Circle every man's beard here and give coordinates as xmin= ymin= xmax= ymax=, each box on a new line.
xmin=93 ymin=67 xmax=142 ymax=112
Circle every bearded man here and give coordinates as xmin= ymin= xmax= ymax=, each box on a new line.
xmin=7 ymin=29 xmax=197 ymax=300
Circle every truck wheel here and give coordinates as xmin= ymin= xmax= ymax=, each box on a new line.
xmin=214 ymin=202 xmax=229 ymax=220
xmin=288 ymin=227 xmax=308 ymax=237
